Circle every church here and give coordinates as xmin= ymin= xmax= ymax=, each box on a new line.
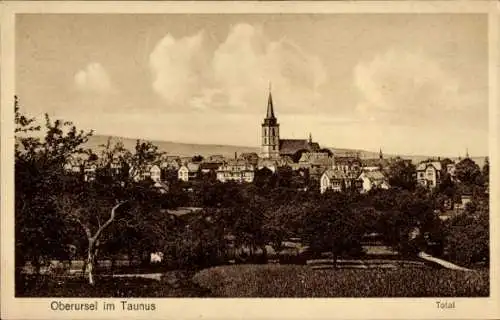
xmin=260 ymin=88 xmax=320 ymax=159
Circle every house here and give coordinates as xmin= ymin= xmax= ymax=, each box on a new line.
xmin=208 ymin=154 xmax=225 ymax=162
xmin=216 ymin=159 xmax=255 ymax=183
xmin=129 ymin=164 xmax=162 ymax=182
xmin=149 ymin=165 xmax=161 ymax=182
xmin=333 ymin=155 xmax=362 ymax=175
xmin=455 ymin=194 xmax=473 ymax=212
xmin=160 ymin=158 xmax=180 ymax=171
xmin=446 ymin=163 xmax=457 ymax=180
xmin=320 ymin=169 xmax=348 ymax=193
xmin=358 ymin=170 xmax=390 ymax=193
xmin=83 ymin=162 xmax=98 ymax=182
xmin=200 ymin=162 xmax=222 ymax=174
xmin=64 ymin=161 xmax=82 ymax=174
xmin=298 ymin=152 xmax=333 ymax=170
xmin=416 ymin=161 xmax=442 ymax=188
xmin=257 ymin=159 xmax=278 ymax=173
xmin=239 ymin=153 xmax=259 ymax=166
xmin=178 ymin=163 xmax=200 ymax=182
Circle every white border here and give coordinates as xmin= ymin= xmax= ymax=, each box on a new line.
xmin=1 ymin=2 xmax=499 ymax=319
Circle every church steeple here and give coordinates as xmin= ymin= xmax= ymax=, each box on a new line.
xmin=266 ymin=82 xmax=275 ymax=119
xmin=261 ymin=83 xmax=280 ymax=159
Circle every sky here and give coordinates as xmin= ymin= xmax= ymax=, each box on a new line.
xmin=16 ymin=14 xmax=488 ymax=157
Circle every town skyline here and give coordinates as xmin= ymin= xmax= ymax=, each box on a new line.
xmin=16 ymin=14 xmax=488 ymax=156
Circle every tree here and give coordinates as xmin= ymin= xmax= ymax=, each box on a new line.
xmin=291 ymin=149 xmax=309 ymax=163
xmin=455 ymin=158 xmax=481 ymax=186
xmin=440 ymin=158 xmax=454 ymax=175
xmin=302 ymin=194 xmax=365 ymax=267
xmin=253 ymin=167 xmax=276 ymax=190
xmin=192 ymin=155 xmax=204 ymax=162
xmin=444 ymin=200 xmax=489 ymax=266
xmin=387 ymin=159 xmax=416 ymax=191
xmin=482 ymin=157 xmax=489 ymax=185
xmin=58 ymin=190 xmax=128 ymax=285
xmin=15 ymin=97 xmax=94 ymax=288
xmin=127 ymin=140 xmax=163 ymax=182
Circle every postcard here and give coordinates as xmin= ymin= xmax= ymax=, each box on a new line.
xmin=1 ymin=1 xmax=499 ymax=319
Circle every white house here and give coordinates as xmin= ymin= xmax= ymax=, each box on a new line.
xmin=83 ymin=162 xmax=97 ymax=182
xmin=217 ymin=160 xmax=255 ymax=183
xmin=178 ymin=163 xmax=200 ymax=182
xmin=149 ymin=165 xmax=161 ymax=182
xmin=320 ymin=169 xmax=348 ymax=193
xmin=416 ymin=161 xmax=442 ymax=188
xmin=358 ymin=170 xmax=390 ymax=193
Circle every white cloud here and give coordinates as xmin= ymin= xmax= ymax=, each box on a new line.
xmin=74 ymin=63 xmax=115 ymax=94
xmin=353 ymin=48 xmax=464 ymax=123
xmin=149 ymin=23 xmax=328 ymax=114
xmin=149 ymin=30 xmax=207 ymax=106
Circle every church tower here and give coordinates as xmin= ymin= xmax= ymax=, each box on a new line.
xmin=261 ymin=86 xmax=280 ymax=159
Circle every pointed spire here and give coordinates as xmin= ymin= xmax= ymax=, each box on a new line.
xmin=308 ymin=132 xmax=313 ymax=144
xmin=466 ymin=147 xmax=469 ymax=158
xmin=266 ymin=82 xmax=275 ymax=119
xmin=379 ymin=148 xmax=383 ymax=160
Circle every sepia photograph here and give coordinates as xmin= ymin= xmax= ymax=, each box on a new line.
xmin=1 ymin=1 xmax=499 ymax=319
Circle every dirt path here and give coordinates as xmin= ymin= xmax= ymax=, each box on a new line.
xmin=418 ymin=252 xmax=472 ymax=271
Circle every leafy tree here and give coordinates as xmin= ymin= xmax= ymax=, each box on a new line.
xmin=443 ymin=200 xmax=489 ymax=266
xmin=253 ymin=167 xmax=276 ymax=190
xmin=291 ymin=149 xmax=309 ymax=163
xmin=56 ymin=188 xmax=128 ymax=285
xmin=127 ymin=140 xmax=163 ymax=182
xmin=302 ymin=194 xmax=365 ymax=267
xmin=15 ymin=96 xmax=93 ymax=278
xmin=387 ymin=159 xmax=416 ymax=191
xmin=192 ymin=155 xmax=204 ymax=162
xmin=455 ymin=158 xmax=481 ymax=186
xmin=439 ymin=158 xmax=454 ymax=175
xmin=482 ymin=157 xmax=489 ymax=185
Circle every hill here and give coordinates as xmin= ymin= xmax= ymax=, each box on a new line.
xmin=83 ymin=135 xmax=260 ymax=159
xmin=83 ymin=135 xmax=486 ymax=167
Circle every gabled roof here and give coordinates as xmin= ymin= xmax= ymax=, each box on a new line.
xmin=417 ymin=161 xmax=442 ymax=171
xmin=200 ymin=162 xmax=222 ymax=170
xmin=182 ymin=163 xmax=200 ymax=172
xmin=360 ymin=170 xmax=386 ymax=181
xmin=322 ymin=169 xmax=348 ymax=180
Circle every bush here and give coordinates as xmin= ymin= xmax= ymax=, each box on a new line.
xmin=193 ymin=265 xmax=489 ymax=297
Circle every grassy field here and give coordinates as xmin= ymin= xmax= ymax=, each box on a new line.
xmin=192 ymin=265 xmax=489 ymax=297
xmin=17 ymin=272 xmax=211 ymax=297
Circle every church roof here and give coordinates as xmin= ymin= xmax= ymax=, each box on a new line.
xmin=279 ymin=139 xmax=320 ymax=155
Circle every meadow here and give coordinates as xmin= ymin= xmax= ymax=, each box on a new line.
xmin=192 ymin=265 xmax=490 ymax=297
